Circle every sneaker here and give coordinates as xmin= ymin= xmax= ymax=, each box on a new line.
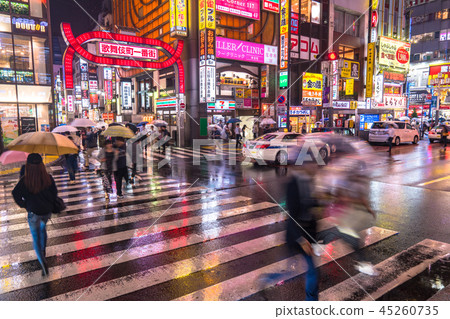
xmin=312 ymin=244 xmax=326 ymax=256
xmin=355 ymin=262 xmax=378 ymax=276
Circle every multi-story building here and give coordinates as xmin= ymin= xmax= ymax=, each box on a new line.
xmin=407 ymin=0 xmax=450 ymax=120
xmin=0 ymin=0 xmax=53 ymax=147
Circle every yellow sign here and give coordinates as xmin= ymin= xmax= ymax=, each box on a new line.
xmin=341 ymin=60 xmax=360 ymax=79
xmin=302 ymin=73 xmax=323 ymax=106
xmin=350 ymin=101 xmax=357 ymax=109
xmin=206 ymin=0 xmax=216 ymax=30
xmin=199 ymin=0 xmax=205 ymax=30
xmin=170 ymin=0 xmax=188 ymax=37
xmin=366 ymin=42 xmax=375 ymax=98
xmin=372 ymin=0 xmax=379 ymax=10
xmin=345 ymin=79 xmax=354 ymax=95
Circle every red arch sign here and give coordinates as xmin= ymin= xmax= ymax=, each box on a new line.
xmin=61 ymin=23 xmax=185 ymax=94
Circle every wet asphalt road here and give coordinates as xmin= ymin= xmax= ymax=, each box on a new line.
xmin=0 ymin=137 xmax=448 ymax=301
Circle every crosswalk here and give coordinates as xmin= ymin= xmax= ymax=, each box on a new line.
xmin=144 ymin=146 xmax=244 ymax=163
xmin=0 ymin=171 xmax=448 ymax=301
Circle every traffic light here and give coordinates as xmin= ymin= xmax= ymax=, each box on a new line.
xmin=327 ymin=51 xmax=339 ymax=61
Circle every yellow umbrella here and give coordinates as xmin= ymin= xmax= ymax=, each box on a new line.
xmin=101 ymin=126 xmax=135 ymax=138
xmin=7 ymin=132 xmax=78 ymax=155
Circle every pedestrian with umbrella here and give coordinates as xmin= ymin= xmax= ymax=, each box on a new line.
xmin=113 ymin=137 xmax=128 ymax=198
xmin=84 ymin=127 xmax=98 ymax=170
xmin=12 ymin=153 xmax=59 ymax=277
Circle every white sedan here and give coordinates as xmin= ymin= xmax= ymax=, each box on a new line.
xmin=428 ymin=124 xmax=450 ymax=143
xmin=242 ymin=132 xmax=331 ymax=165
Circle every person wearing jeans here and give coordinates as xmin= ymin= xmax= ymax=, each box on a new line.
xmin=12 ymin=153 xmax=58 ymax=276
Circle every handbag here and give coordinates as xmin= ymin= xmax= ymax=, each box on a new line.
xmin=53 ymin=196 xmax=67 ymax=214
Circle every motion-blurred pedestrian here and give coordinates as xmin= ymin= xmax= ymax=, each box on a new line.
xmin=114 ymin=137 xmax=128 ymax=198
xmin=387 ymin=124 xmax=395 ymax=153
xmin=97 ymin=140 xmax=116 ymax=200
xmin=65 ymin=136 xmax=79 ymax=184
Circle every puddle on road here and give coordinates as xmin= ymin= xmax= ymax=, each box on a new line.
xmin=377 ymin=255 xmax=450 ymax=301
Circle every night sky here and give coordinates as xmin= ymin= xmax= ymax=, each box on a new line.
xmin=50 ymin=0 xmax=103 ymax=37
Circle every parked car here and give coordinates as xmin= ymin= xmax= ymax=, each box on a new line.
xmin=369 ymin=121 xmax=419 ymax=145
xmin=311 ymin=127 xmax=355 ymax=136
xmin=428 ymin=123 xmax=450 ymax=143
xmin=242 ymin=132 xmax=331 ymax=165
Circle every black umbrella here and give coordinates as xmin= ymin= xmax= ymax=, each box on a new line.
xmin=109 ymin=122 xmax=124 ymax=127
xmin=126 ymin=123 xmax=138 ymax=134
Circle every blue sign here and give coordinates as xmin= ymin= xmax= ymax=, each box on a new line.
xmin=277 ymin=95 xmax=286 ymax=104
xmin=430 ymin=96 xmax=437 ymax=110
xmin=360 ymin=114 xmax=380 ymax=130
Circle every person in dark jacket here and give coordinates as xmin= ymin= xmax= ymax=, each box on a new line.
xmin=285 ymin=167 xmax=320 ymax=301
xmin=65 ymin=136 xmax=79 ymax=184
xmin=12 ymin=153 xmax=58 ymax=276
xmin=114 ymin=137 xmax=128 ymax=198
xmin=84 ymin=128 xmax=98 ymax=170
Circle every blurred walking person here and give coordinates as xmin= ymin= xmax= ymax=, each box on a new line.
xmin=285 ymin=165 xmax=320 ymax=300
xmin=235 ymin=123 xmax=242 ymax=148
xmin=98 ymin=140 xmax=117 ymax=200
xmin=441 ymin=124 xmax=448 ymax=150
xmin=12 ymin=154 xmax=58 ymax=276
xmin=84 ymin=127 xmax=98 ymax=170
xmin=65 ymin=136 xmax=79 ymax=184
xmin=114 ymin=137 xmax=128 ymax=198
xmin=252 ymin=122 xmax=258 ymax=139
xmin=387 ymin=124 xmax=395 ymax=153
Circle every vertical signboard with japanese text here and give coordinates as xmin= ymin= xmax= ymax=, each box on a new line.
xmin=199 ymin=0 xmax=216 ymax=103
xmin=170 ymin=0 xmax=188 ymax=38
xmin=366 ymin=42 xmax=375 ymax=98
xmin=121 ymin=81 xmax=132 ymax=111
xmin=279 ymin=0 xmax=289 ymax=70
xmin=261 ymin=65 xmax=269 ymax=98
xmin=80 ymin=59 xmax=90 ymax=109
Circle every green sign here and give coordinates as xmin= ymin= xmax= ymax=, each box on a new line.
xmin=200 ymin=117 xmax=208 ymax=136
xmin=279 ymin=71 xmax=288 ymax=89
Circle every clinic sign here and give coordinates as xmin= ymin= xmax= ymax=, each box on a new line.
xmin=99 ymin=42 xmax=158 ymax=60
xmin=216 ymin=37 xmax=278 ymax=65
xmin=302 ymin=73 xmax=323 ymax=106
xmin=216 ymin=0 xmax=260 ymax=20
xmin=170 ymin=0 xmax=188 ymax=37
xmin=379 ymin=37 xmax=410 ymax=71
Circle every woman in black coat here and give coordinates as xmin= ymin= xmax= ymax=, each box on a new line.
xmin=12 ymin=153 xmax=58 ymax=276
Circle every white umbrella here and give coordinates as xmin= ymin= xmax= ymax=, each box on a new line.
xmin=260 ymin=118 xmax=276 ymax=126
xmin=208 ymin=124 xmax=221 ymax=130
xmin=70 ymin=118 xmax=96 ymax=127
xmin=399 ymin=116 xmax=410 ymax=121
xmin=52 ymin=125 xmax=78 ymax=133
xmin=96 ymin=121 xmax=108 ymax=129
xmin=152 ymin=119 xmax=168 ymax=127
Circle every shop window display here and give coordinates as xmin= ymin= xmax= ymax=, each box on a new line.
xmin=32 ymin=36 xmax=50 ymax=84
xmin=0 ymin=13 xmax=10 ymax=32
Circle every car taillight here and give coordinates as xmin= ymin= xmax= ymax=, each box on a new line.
xmin=255 ymin=144 xmax=270 ymax=149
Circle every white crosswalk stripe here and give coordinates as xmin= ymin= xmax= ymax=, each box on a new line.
xmin=0 ymin=171 xmax=446 ymax=301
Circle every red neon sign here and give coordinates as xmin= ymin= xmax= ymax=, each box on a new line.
xmin=62 ymin=23 xmax=185 ymax=94
xmin=371 ymin=11 xmax=378 ymax=28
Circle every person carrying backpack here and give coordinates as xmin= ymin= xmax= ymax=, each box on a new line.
xmin=12 ymin=153 xmax=58 ymax=276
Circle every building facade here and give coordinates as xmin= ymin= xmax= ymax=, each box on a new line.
xmin=407 ymin=0 xmax=450 ymax=119
xmin=0 ymin=0 xmax=53 ymax=147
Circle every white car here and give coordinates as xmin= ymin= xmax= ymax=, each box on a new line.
xmin=428 ymin=124 xmax=450 ymax=143
xmin=242 ymin=132 xmax=331 ymax=165
xmin=369 ymin=121 xmax=419 ymax=146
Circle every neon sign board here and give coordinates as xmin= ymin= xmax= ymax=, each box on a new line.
xmin=12 ymin=17 xmax=48 ymax=34
xmin=216 ymin=0 xmax=260 ymax=20
xmin=99 ymin=42 xmax=158 ymax=60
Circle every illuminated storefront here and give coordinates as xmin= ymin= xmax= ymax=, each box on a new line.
xmin=0 ymin=0 xmax=53 ymax=146
xmin=428 ymin=63 xmax=450 ymax=120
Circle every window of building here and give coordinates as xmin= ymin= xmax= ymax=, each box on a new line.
xmin=0 ymin=1 xmax=10 ymax=14
xmin=13 ymin=35 xmax=34 ymax=83
xmin=0 ymin=13 xmax=10 ymax=32
xmin=30 ymin=0 xmax=46 ymax=18
xmin=301 ymin=0 xmax=311 ymax=23
xmin=32 ymin=36 xmax=50 ymax=84
xmin=338 ymin=45 xmax=356 ymax=60
xmin=440 ymin=30 xmax=447 ymax=41
xmin=413 ymin=54 xmax=420 ymax=61
xmin=443 ymin=9 xmax=449 ymax=20
xmin=0 ymin=32 xmax=14 ymax=69
xmin=310 ymin=1 xmax=320 ymax=24
xmin=435 ymin=31 xmax=440 ymax=39
xmin=334 ymin=10 xmax=360 ymax=37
